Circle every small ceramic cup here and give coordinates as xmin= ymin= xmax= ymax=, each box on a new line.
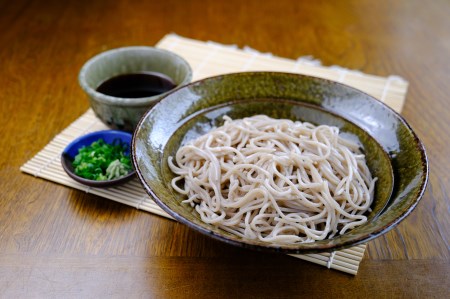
xmin=78 ymin=46 xmax=192 ymax=132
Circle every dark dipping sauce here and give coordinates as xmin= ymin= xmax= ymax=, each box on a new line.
xmin=96 ymin=72 xmax=177 ymax=98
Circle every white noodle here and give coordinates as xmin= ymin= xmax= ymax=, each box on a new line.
xmin=168 ymin=115 xmax=377 ymax=245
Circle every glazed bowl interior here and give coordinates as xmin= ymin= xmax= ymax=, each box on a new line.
xmin=132 ymin=72 xmax=428 ymax=253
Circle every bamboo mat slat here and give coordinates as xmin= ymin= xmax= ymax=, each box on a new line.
xmin=20 ymin=33 xmax=409 ymax=275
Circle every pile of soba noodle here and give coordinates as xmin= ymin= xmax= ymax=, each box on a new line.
xmin=168 ymin=115 xmax=376 ymax=245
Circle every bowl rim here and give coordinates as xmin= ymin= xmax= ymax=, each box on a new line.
xmin=61 ymin=130 xmax=136 ymax=187
xmin=78 ymin=46 xmax=193 ymax=107
xmin=132 ymin=71 xmax=429 ymax=253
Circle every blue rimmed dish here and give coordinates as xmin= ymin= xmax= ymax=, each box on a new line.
xmin=61 ymin=130 xmax=135 ymax=187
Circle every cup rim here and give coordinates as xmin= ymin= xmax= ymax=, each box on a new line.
xmin=78 ymin=46 xmax=193 ymax=107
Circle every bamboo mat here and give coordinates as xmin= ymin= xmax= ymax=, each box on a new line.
xmin=20 ymin=33 xmax=408 ymax=275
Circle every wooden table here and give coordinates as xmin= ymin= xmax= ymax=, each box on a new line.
xmin=1 ymin=0 xmax=449 ymax=297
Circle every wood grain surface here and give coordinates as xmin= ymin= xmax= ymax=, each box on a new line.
xmin=1 ymin=0 xmax=449 ymax=297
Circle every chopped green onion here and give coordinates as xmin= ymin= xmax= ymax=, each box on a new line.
xmin=72 ymin=138 xmax=131 ymax=181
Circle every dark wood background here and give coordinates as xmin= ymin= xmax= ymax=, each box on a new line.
xmin=1 ymin=0 xmax=448 ymax=297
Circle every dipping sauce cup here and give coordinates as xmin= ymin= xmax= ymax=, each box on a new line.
xmin=78 ymin=46 xmax=192 ymax=132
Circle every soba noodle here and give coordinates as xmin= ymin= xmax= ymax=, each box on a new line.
xmin=168 ymin=115 xmax=377 ymax=245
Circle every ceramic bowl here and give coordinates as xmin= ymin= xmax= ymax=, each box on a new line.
xmin=61 ymin=130 xmax=135 ymax=187
xmin=79 ymin=46 xmax=192 ymax=132
xmin=132 ymin=72 xmax=428 ymax=254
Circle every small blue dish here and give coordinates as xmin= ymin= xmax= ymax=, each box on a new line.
xmin=61 ymin=130 xmax=135 ymax=187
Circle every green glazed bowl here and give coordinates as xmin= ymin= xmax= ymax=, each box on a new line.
xmin=132 ymin=72 xmax=428 ymax=254
xmin=79 ymin=46 xmax=192 ymax=132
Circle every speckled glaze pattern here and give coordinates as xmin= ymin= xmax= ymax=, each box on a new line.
xmin=132 ymin=72 xmax=428 ymax=254
xmin=79 ymin=47 xmax=192 ymax=132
